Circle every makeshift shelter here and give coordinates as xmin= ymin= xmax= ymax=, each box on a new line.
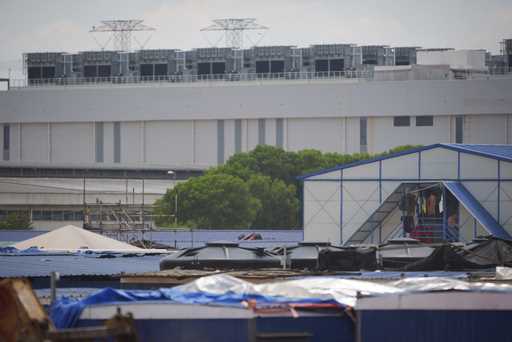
xmin=299 ymin=144 xmax=512 ymax=245
xmin=12 ymin=225 xmax=163 ymax=253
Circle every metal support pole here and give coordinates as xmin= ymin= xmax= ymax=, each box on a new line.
xmin=82 ymin=177 xmax=86 ymax=205
xmin=142 ymin=178 xmax=145 ymax=229
xmin=50 ymin=271 xmax=60 ymax=304
xmin=175 ymin=192 xmax=178 ymax=225
xmin=82 ymin=177 xmax=86 ymax=227
xmin=442 ymin=185 xmax=448 ymax=241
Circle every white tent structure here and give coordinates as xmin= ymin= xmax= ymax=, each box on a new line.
xmin=13 ymin=225 xmax=164 ymax=253
xmin=299 ymin=144 xmax=512 ymax=246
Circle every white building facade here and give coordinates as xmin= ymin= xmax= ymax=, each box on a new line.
xmin=1 ymin=77 xmax=512 ymax=171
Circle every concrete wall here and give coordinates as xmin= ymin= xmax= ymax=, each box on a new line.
xmin=1 ymin=79 xmax=512 ymax=169
xmin=1 ymin=114 xmax=511 ymax=169
xmin=2 ymin=79 xmax=512 ymax=123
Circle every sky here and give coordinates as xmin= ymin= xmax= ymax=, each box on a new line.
xmin=0 ymin=0 xmax=510 ymax=78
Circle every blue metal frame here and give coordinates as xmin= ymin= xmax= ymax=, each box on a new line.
xmin=378 ymin=160 xmax=382 ymax=243
xmin=498 ymin=160 xmax=501 ymax=225
xmin=443 ymin=181 xmax=511 ymax=240
xmin=442 ymin=185 xmax=447 ymax=240
xmin=418 ymin=151 xmax=422 ymax=180
xmin=301 ymin=183 xmax=305 ymax=230
xmin=457 ymin=152 xmax=461 ymax=180
xmin=298 ymin=143 xmax=512 ymax=181
xmin=302 ymin=178 xmax=512 ymax=182
xmin=339 ymin=170 xmax=343 ymax=244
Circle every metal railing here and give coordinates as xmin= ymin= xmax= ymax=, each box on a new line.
xmin=8 ymin=67 xmax=512 ymax=89
xmin=9 ymin=71 xmax=372 ymax=88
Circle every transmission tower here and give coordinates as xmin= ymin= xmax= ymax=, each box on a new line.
xmin=90 ymin=19 xmax=155 ymax=51
xmin=201 ymin=18 xmax=268 ymax=49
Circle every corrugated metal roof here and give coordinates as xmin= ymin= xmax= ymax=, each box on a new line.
xmin=442 ymin=144 xmax=512 ymax=162
xmin=0 ymin=255 xmax=161 ymax=278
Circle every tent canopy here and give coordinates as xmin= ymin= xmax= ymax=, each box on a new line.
xmin=12 ymin=225 xmax=159 ymax=253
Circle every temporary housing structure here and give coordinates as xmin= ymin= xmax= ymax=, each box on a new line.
xmin=299 ymin=144 xmax=512 ymax=246
xmin=13 ymin=225 xmax=164 ymax=253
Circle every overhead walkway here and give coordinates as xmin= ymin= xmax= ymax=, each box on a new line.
xmin=443 ymin=181 xmax=511 ymax=240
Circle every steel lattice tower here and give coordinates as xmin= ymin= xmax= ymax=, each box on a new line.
xmin=90 ymin=20 xmax=155 ymax=51
xmin=201 ymin=18 xmax=268 ymax=49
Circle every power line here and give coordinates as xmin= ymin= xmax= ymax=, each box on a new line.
xmin=200 ymin=18 xmax=268 ymax=49
xmin=90 ymin=19 xmax=156 ymax=51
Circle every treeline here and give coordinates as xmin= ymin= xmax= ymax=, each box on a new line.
xmin=154 ymin=145 xmax=419 ymax=229
xmin=0 ymin=211 xmax=32 ymax=229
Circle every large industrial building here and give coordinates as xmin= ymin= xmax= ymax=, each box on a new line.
xmin=0 ymin=39 xmax=511 ymax=229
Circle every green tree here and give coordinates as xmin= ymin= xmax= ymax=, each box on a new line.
xmin=0 ymin=211 xmax=32 ymax=230
xmin=154 ymin=144 xmax=422 ymax=229
xmin=247 ymin=174 xmax=299 ymax=228
xmin=155 ymin=173 xmax=260 ymax=228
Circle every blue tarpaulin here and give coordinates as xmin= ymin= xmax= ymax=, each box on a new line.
xmin=50 ymin=287 xmax=338 ymax=329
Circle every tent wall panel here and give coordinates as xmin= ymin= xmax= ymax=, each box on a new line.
xmin=342 ymin=181 xmax=379 ymax=242
xmin=370 ymin=206 xmax=402 ymax=243
xmin=381 ymin=181 xmax=402 ymax=199
xmin=343 ymin=162 xmax=379 ymax=179
xmin=459 ymin=205 xmax=486 ymax=241
xmin=304 ymin=180 xmax=341 ymax=244
xmin=460 ymin=153 xmax=498 ymax=179
xmin=381 ymin=153 xmax=419 ymax=179
xmin=502 ymin=161 xmax=512 ymax=179
xmin=308 ymin=170 xmax=341 ymax=180
xmin=461 ymin=181 xmax=499 ymax=221
xmin=500 ymin=181 xmax=512 ymax=234
xmin=420 ymin=148 xmax=458 ymax=179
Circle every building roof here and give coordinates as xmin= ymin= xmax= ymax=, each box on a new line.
xmin=444 ymin=144 xmax=512 ymax=162
xmin=0 ymin=254 xmax=161 ymax=278
xmin=299 ymin=143 xmax=512 ymax=180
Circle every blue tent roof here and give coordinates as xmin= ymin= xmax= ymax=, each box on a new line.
xmin=299 ymin=143 xmax=512 ymax=180
xmin=442 ymin=144 xmax=512 ymax=162
xmin=443 ymin=181 xmax=511 ymax=240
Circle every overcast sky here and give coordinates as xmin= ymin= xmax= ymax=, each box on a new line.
xmin=0 ymin=0 xmax=510 ymax=78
